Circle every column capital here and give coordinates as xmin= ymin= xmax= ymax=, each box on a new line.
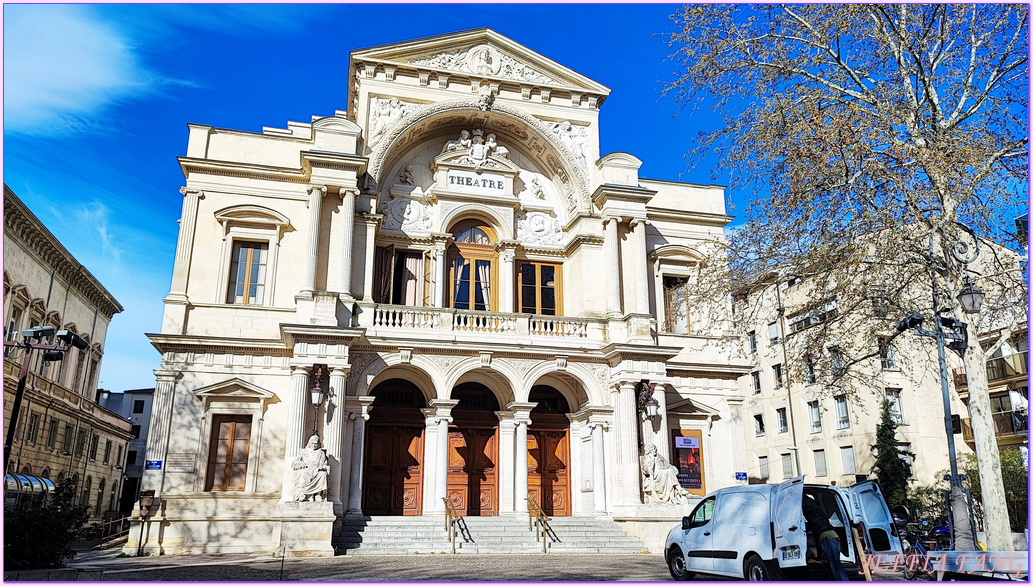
xmin=602 ymin=214 xmax=622 ymax=226
xmin=153 ymin=369 xmax=181 ymax=384
xmin=307 ymin=184 xmax=328 ymax=198
xmin=628 ymin=217 xmax=648 ymax=229
xmin=291 ymin=365 xmax=312 ymax=376
xmin=506 ymin=401 xmax=536 ymax=424
xmin=428 ymin=398 xmax=459 ymax=420
xmin=179 ymin=186 xmax=204 ymax=199
xmin=339 ymin=187 xmax=360 ymax=199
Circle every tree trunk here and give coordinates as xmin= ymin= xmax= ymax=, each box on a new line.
xmin=962 ymin=341 xmax=1013 ymax=551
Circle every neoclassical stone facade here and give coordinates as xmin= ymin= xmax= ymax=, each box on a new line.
xmin=130 ymin=29 xmax=749 ymax=555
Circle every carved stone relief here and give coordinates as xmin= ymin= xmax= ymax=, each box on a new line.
xmin=367 ymin=97 xmax=419 ymax=149
xmin=380 ymin=197 xmax=433 ymax=235
xmin=548 ymin=121 xmax=589 ymax=173
xmin=410 ymin=44 xmax=558 ymax=85
xmin=516 ymin=211 xmax=561 ymax=246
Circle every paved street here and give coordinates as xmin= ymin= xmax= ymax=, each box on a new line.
xmin=65 ymin=545 xmax=913 ymax=582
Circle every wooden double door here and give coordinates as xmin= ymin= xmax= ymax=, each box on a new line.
xmin=445 ymin=425 xmax=499 ymax=516
xmin=527 ymin=427 xmax=571 ymax=516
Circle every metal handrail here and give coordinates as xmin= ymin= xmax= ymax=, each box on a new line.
xmin=526 ymin=495 xmax=553 ymax=553
xmin=442 ymin=497 xmax=460 ymax=554
xmin=100 ymin=514 xmax=131 ymax=541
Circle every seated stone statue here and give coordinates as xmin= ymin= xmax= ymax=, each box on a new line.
xmin=292 ymin=434 xmax=330 ymax=502
xmin=640 ymin=444 xmax=688 ymax=505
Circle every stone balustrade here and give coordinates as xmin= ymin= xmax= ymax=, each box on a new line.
xmin=361 ymin=304 xmax=601 ymax=344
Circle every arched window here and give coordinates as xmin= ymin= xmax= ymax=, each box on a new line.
xmin=449 ymin=221 xmax=497 ymax=311
xmin=96 ymin=479 xmax=105 ymax=514
xmin=81 ymin=476 xmax=91 ymax=509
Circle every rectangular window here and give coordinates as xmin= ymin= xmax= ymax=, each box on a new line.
xmin=830 ymin=347 xmax=845 ymax=378
xmin=834 ymin=395 xmax=850 ymax=429
xmin=663 ymin=276 xmax=690 ymax=334
xmin=133 ymin=400 xmax=145 ymax=414
xmin=773 ymin=364 xmax=784 ymax=388
xmin=103 ymin=439 xmax=112 ymax=464
xmin=5 ymin=307 xmax=23 ymax=355
xmin=117 ymin=445 xmax=123 ymax=464
xmin=751 ymin=371 xmax=762 ymax=394
xmin=776 ymin=408 xmax=789 ymax=433
xmin=782 ymin=454 xmax=794 ymax=478
xmin=747 ymin=331 xmax=757 ymax=353
xmin=62 ymin=424 xmax=74 ymax=452
xmin=451 ymin=258 xmax=493 ymax=311
xmin=788 ymin=300 xmax=839 ymax=333
xmin=75 ymin=430 xmax=87 ymax=457
xmin=768 ymin=321 xmax=780 ymax=345
xmin=206 ymin=414 xmax=252 ymax=492
xmin=808 ymin=401 xmax=822 ymax=433
xmin=879 ymin=337 xmax=898 ymax=370
xmin=227 ymin=241 xmax=268 ymax=305
xmin=46 ymin=417 xmax=59 ymax=447
xmin=758 ymin=455 xmax=769 ymax=481
xmin=26 ymin=412 xmax=40 ymax=443
xmin=898 ymin=443 xmax=913 ymax=478
xmin=804 ymin=356 xmax=817 ymax=385
xmin=73 ymin=351 xmax=86 ymax=395
xmin=131 ymin=425 xmax=141 ymax=439
xmin=841 ymin=446 xmax=856 ymax=475
xmin=754 ymin=414 xmax=766 ymax=436
xmin=887 ymin=388 xmax=905 ymax=424
xmin=89 ymin=435 xmax=99 ymax=460
xmin=127 ymin=450 xmax=137 ymax=465
xmin=814 ymin=449 xmax=827 ymax=477
xmin=519 ymin=261 xmax=561 ymax=316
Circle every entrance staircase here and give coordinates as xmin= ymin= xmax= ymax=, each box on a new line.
xmin=334 ymin=515 xmax=649 ymax=555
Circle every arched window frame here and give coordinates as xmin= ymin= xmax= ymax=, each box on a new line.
xmin=448 ymin=220 xmax=498 ymax=312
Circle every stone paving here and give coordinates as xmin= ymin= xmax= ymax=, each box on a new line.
xmin=65 ymin=546 xmax=914 ymax=582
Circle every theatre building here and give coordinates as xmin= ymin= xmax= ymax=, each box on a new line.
xmin=131 ymin=29 xmax=749 ymax=555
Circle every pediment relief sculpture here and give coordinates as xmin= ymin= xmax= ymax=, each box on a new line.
xmin=409 ymin=44 xmax=558 ymax=85
xmin=436 ymin=128 xmax=514 ymax=171
xmin=516 ymin=211 xmax=562 ymax=246
xmin=548 ymin=120 xmax=589 ymax=172
xmin=367 ymin=97 xmax=420 ymax=149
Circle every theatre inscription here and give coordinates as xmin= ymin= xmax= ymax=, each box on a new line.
xmin=446 ymin=170 xmax=506 ymax=195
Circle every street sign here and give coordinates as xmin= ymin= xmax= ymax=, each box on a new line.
xmin=735 ymin=472 xmax=747 ymax=481
xmin=145 ymin=460 xmax=163 ymax=470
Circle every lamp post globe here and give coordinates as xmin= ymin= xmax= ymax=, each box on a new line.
xmin=957 ymin=279 xmax=985 ymax=314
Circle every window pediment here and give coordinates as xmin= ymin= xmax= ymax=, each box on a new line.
xmin=194 ymin=378 xmax=275 ymax=407
xmin=214 ymin=205 xmax=290 ymax=232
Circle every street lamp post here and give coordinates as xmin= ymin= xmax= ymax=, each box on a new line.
xmin=896 ymin=221 xmax=984 ymax=548
xmin=3 ymin=327 xmax=88 ymax=475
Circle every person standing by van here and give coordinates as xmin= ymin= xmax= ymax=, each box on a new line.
xmin=802 ymin=494 xmax=849 ymax=581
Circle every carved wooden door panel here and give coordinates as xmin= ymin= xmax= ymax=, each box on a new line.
xmin=527 ymin=429 xmax=570 ymax=516
xmin=363 ymin=425 xmax=424 ymax=515
xmin=445 ymin=427 xmax=499 ymax=516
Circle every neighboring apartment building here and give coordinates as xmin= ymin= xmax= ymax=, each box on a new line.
xmin=131 ymin=29 xmax=751 ymax=555
xmin=736 ymin=277 xmax=974 ymax=488
xmin=98 ymin=387 xmax=155 ymax=512
xmin=3 ymin=185 xmax=132 ymax=521
xmin=953 ymin=330 xmax=1028 ymax=466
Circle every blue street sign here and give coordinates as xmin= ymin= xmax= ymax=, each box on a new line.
xmin=735 ymin=472 xmax=748 ymax=481
xmin=145 ymin=460 xmax=163 ymax=470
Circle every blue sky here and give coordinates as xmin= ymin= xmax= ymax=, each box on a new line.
xmin=3 ymin=4 xmax=732 ymax=392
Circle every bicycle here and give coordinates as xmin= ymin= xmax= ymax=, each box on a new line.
xmin=902 ymin=522 xmax=950 ymax=580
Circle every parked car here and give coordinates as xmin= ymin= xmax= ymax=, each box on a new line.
xmin=665 ymin=476 xmax=903 ymax=581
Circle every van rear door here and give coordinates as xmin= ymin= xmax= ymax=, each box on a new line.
xmin=772 ymin=477 xmax=807 ymax=568
xmin=845 ymin=481 xmax=903 ymax=555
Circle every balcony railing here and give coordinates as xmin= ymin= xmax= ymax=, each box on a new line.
xmin=952 ymin=351 xmax=1028 ymax=389
xmin=962 ymin=411 xmax=1028 ymax=441
xmin=362 ymin=304 xmax=595 ymax=342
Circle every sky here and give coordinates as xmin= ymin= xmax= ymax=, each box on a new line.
xmin=3 ymin=3 xmax=733 ymax=392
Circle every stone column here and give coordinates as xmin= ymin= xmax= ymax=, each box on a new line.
xmin=303 ymin=185 xmax=327 ymax=292
xmin=141 ymin=370 xmax=179 ymax=500
xmin=167 ymin=188 xmax=204 ymax=300
xmin=590 ymin=421 xmax=607 ymax=513
xmin=432 ymin=239 xmax=448 ymax=307
xmin=603 ymin=216 xmax=622 ymax=316
xmin=324 ymin=368 xmax=349 ymax=510
xmin=346 ymin=408 xmax=368 ymax=513
xmin=499 ymin=247 xmax=516 ymax=313
xmin=282 ymin=366 xmax=310 ymax=501
xmin=495 ymin=411 xmax=516 ymax=513
xmin=614 ymin=382 xmax=640 ymax=504
xmin=515 ymin=420 xmax=529 ymax=513
xmin=428 ymin=399 xmax=457 ymax=512
xmin=361 ymin=214 xmax=380 ymax=302
xmin=629 ymin=218 xmax=650 ymax=315
xmin=337 ymin=188 xmax=358 ymax=296
xmin=653 ymin=384 xmax=671 ymax=461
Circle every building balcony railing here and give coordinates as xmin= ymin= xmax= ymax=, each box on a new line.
xmin=952 ymin=351 xmax=1028 ymax=389
xmin=961 ymin=410 xmax=1028 ymax=442
xmin=360 ymin=304 xmax=601 ymax=345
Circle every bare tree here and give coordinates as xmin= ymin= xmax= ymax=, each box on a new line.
xmin=665 ymin=4 xmax=1028 ymax=551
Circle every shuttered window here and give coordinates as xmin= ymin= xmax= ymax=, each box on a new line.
xmin=205 ymin=415 xmax=252 ymax=491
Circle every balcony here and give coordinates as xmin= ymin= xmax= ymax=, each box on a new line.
xmin=962 ymin=411 xmax=1028 ymax=441
xmin=952 ymin=351 xmax=1028 ymax=389
xmin=357 ymin=304 xmax=609 ymax=348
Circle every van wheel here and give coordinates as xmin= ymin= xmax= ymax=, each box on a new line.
xmin=744 ymin=554 xmax=770 ymax=581
xmin=668 ymin=546 xmax=694 ymax=581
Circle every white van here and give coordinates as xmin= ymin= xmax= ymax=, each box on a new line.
xmin=664 ymin=476 xmax=904 ymax=581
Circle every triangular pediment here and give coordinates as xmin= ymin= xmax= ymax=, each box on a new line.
xmin=667 ymin=397 xmax=722 ymax=417
xmin=193 ymin=378 xmax=275 ymax=401
xmin=350 ymin=28 xmax=610 ymax=96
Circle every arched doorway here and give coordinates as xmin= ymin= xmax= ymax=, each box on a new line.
xmin=446 ymin=382 xmax=500 ymax=516
xmin=527 ymin=385 xmax=571 ymax=516
xmin=363 ymin=379 xmax=427 ymax=515
xmin=448 ymin=221 xmax=498 ymax=312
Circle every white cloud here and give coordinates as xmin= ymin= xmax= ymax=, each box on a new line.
xmin=2 ymin=5 xmax=164 ymax=135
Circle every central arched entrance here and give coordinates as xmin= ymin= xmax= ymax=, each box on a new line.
xmin=363 ymin=379 xmax=426 ymax=515
xmin=527 ymin=385 xmax=571 ymax=516
xmin=446 ymin=382 xmax=500 ymax=516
